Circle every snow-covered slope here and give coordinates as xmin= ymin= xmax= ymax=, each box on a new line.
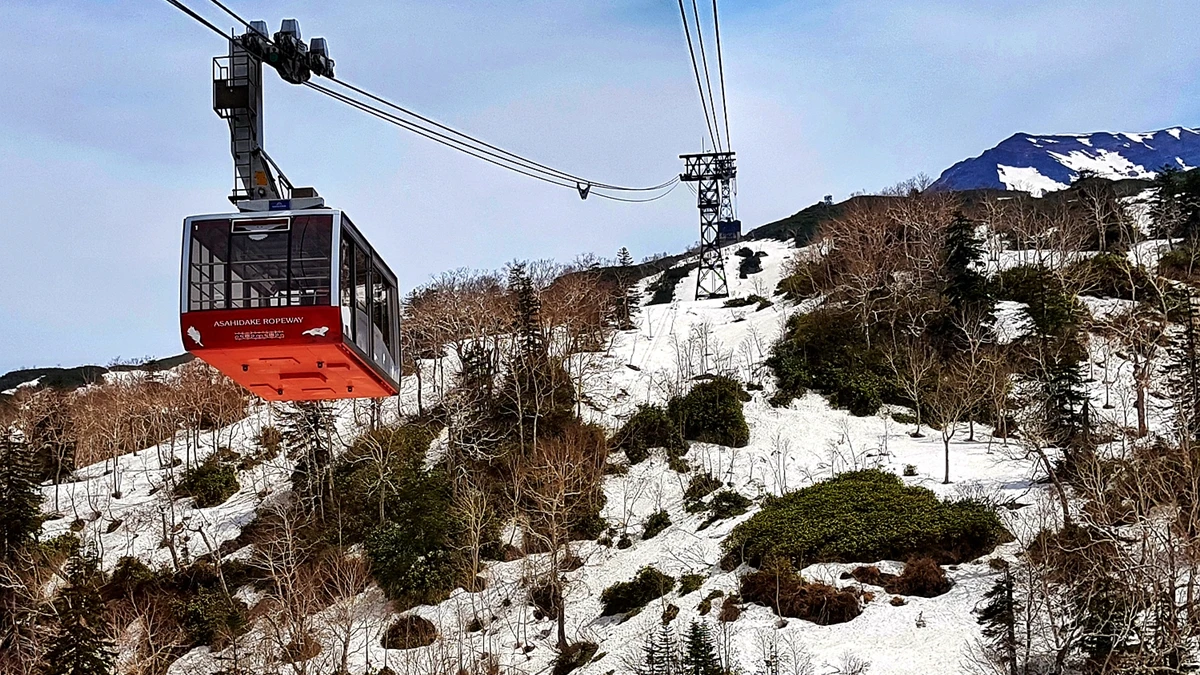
xmin=37 ymin=235 xmax=1155 ymax=675
xmin=931 ymin=127 xmax=1200 ymax=196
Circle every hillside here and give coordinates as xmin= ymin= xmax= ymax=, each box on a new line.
xmin=931 ymin=126 xmax=1200 ymax=195
xmin=4 ymin=176 xmax=1200 ymax=675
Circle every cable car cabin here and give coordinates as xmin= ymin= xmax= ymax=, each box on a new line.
xmin=180 ymin=210 xmax=400 ymax=401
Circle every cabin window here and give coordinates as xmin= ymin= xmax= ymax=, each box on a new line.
xmin=289 ymin=216 xmax=332 ymax=306
xmin=340 ymin=236 xmax=354 ymax=337
xmin=188 ymin=219 xmax=230 ymax=311
xmin=371 ymin=271 xmax=397 ymax=377
xmin=229 ymin=219 xmax=290 ymax=309
xmin=353 ymin=245 xmax=372 ymax=355
xmin=187 ymin=215 xmax=335 ymax=311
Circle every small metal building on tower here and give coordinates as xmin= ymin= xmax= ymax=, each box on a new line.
xmin=680 ymin=151 xmax=739 ymax=299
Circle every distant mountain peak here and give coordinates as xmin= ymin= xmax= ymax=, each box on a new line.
xmin=931 ymin=126 xmax=1200 ymax=196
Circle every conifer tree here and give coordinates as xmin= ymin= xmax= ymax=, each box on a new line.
xmin=935 ymin=212 xmax=994 ymax=347
xmin=0 ymin=436 xmax=42 ymax=561
xmin=1166 ymin=291 xmax=1200 ymax=446
xmin=43 ymin=549 xmax=114 ymax=675
xmin=283 ymin=402 xmax=335 ymax=518
xmin=942 ymin=212 xmax=992 ymax=313
xmin=1037 ymin=343 xmax=1091 ymax=450
xmin=636 ymin=623 xmax=679 ymax=675
xmin=976 ymin=569 xmax=1021 ymax=675
xmin=508 ymin=262 xmax=545 ymax=360
xmin=680 ymin=621 xmax=722 ymax=675
xmin=615 ymin=247 xmax=640 ymax=330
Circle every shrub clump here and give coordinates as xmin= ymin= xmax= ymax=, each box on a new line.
xmin=600 ymin=566 xmax=676 ymax=615
xmin=724 ymin=294 xmax=772 ymax=310
xmin=684 ymin=472 xmax=722 ymax=511
xmin=642 ymin=510 xmax=672 ymax=540
xmin=892 ymin=558 xmax=951 ymax=597
xmin=994 ymin=265 xmax=1082 ymax=338
xmin=667 ymin=376 xmax=751 ymax=448
xmin=767 ymin=308 xmax=895 ymax=415
xmin=381 ymin=615 xmax=438 ymax=650
xmin=678 ymin=573 xmax=705 ymax=596
xmin=723 ymin=469 xmax=1007 ymax=568
xmin=699 ymin=490 xmax=752 ymax=530
xmin=174 ymin=456 xmax=239 ymax=508
xmin=613 ymin=405 xmax=686 ymax=465
xmin=178 ymin=587 xmax=248 ymax=648
xmin=647 ymin=264 xmax=696 ymax=305
xmin=848 ymin=558 xmax=951 ymax=598
xmin=554 ymin=641 xmax=598 ymax=675
xmin=741 ymin=565 xmax=861 ymax=625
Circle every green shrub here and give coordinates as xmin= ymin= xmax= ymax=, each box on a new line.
xmin=613 ymin=405 xmax=686 ymax=465
xmin=1067 ymin=253 xmax=1158 ymax=303
xmin=103 ymin=556 xmax=166 ymax=600
xmin=776 ymin=259 xmax=824 ymax=300
xmin=642 ymin=510 xmax=671 ymax=540
xmin=678 ymin=573 xmax=705 ymax=596
xmin=330 ymin=423 xmax=444 ymax=544
xmin=767 ymin=308 xmax=895 ymax=415
xmin=600 ymin=567 xmax=676 ymax=615
xmin=738 ymin=255 xmax=763 ymax=278
xmin=684 ymin=472 xmax=722 ymax=510
xmin=707 ymin=490 xmax=751 ymax=521
xmin=178 ymin=587 xmax=247 ymax=647
xmin=174 ymin=457 xmax=239 ymax=508
xmin=995 ymin=265 xmax=1081 ymax=338
xmin=722 ymin=469 xmax=1007 ymax=568
xmin=647 ymin=264 xmax=696 ymax=305
xmin=724 ymin=294 xmax=773 ymax=311
xmin=667 ymin=377 xmax=750 ymax=447
xmin=361 ymin=460 xmax=462 ymax=606
xmin=365 ymin=502 xmax=459 ymax=606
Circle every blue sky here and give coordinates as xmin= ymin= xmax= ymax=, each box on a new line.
xmin=2 ymin=0 xmax=1198 ymax=372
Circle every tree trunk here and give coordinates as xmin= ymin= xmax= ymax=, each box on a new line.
xmin=943 ymin=436 xmax=951 ymax=484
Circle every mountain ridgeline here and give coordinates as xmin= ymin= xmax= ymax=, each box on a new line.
xmin=931 ymin=126 xmax=1200 ymax=195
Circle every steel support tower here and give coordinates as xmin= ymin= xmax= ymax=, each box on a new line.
xmin=680 ymin=152 xmax=739 ymax=299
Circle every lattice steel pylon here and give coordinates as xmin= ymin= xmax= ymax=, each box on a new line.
xmin=680 ymin=152 xmax=739 ymax=299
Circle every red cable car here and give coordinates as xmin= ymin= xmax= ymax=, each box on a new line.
xmin=180 ymin=208 xmax=401 ymax=401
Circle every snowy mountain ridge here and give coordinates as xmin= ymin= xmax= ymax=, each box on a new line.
xmin=930 ymin=126 xmax=1200 ymax=196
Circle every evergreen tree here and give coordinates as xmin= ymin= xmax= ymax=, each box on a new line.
xmin=508 ymin=262 xmax=546 ymax=361
xmin=1166 ymin=291 xmax=1200 ymax=446
xmin=680 ymin=621 xmax=722 ymax=675
xmin=43 ymin=549 xmax=114 ymax=675
xmin=1037 ymin=341 xmax=1091 ymax=451
xmin=976 ymin=569 xmax=1021 ymax=675
xmin=615 ymin=247 xmax=641 ymax=330
xmin=935 ymin=212 xmax=994 ymax=347
xmin=0 ymin=436 xmax=42 ymax=561
xmin=1150 ymin=167 xmax=1200 ymax=243
xmin=636 ymin=623 xmax=679 ymax=675
xmin=283 ymin=402 xmax=335 ymax=518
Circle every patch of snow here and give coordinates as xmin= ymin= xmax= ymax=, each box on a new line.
xmin=2 ymin=376 xmax=43 ymax=396
xmin=1122 ymin=132 xmax=1155 ymax=145
xmin=1049 ymin=149 xmax=1155 ymax=182
xmin=996 ymin=165 xmax=1068 ymax=196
